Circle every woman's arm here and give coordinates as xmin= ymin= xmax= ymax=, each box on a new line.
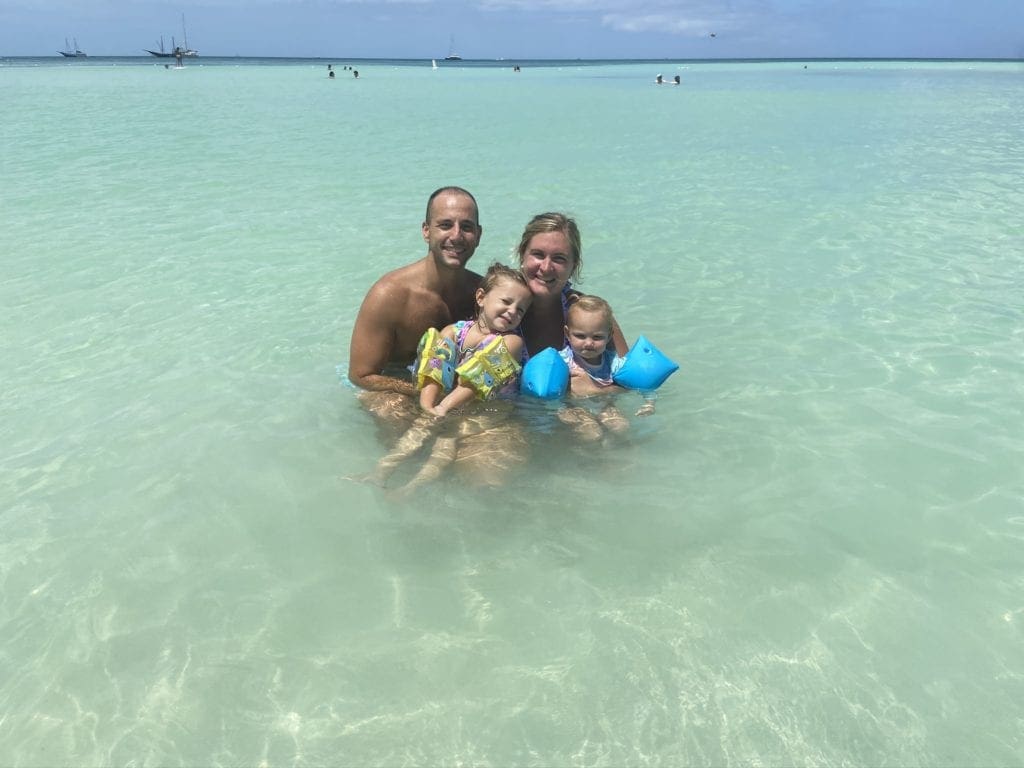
xmin=610 ymin=316 xmax=629 ymax=356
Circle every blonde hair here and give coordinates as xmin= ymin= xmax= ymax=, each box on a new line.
xmin=515 ymin=212 xmax=583 ymax=282
xmin=479 ymin=262 xmax=529 ymax=294
xmin=566 ymin=294 xmax=614 ymax=332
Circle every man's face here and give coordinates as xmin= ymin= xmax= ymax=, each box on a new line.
xmin=422 ymin=193 xmax=482 ymax=270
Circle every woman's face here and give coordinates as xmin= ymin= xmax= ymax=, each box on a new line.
xmin=520 ymin=231 xmax=576 ymax=300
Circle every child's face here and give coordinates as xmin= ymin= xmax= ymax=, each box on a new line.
xmin=477 ymin=278 xmax=533 ymax=333
xmin=565 ymin=310 xmax=611 ymax=364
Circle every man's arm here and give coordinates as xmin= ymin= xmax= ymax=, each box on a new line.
xmin=348 ymin=281 xmax=418 ymax=396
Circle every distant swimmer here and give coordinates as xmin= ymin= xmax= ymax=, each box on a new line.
xmin=673 ymin=75 xmax=680 ymax=85
xmin=655 ymin=74 xmax=664 ymax=84
xmin=353 ymin=69 xmax=359 ymax=79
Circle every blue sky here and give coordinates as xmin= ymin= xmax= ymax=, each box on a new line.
xmin=3 ymin=0 xmax=1023 ymax=59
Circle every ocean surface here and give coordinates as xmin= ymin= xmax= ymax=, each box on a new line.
xmin=2 ymin=57 xmax=1023 ymax=766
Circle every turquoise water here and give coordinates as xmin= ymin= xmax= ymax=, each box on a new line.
xmin=2 ymin=58 xmax=1023 ymax=765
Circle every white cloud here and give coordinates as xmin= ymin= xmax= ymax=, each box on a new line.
xmin=477 ymin=0 xmax=751 ymax=36
xmin=601 ymin=12 xmax=714 ymax=34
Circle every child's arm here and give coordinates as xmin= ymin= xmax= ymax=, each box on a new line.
xmin=434 ymin=333 xmax=524 ymax=416
xmin=433 ymin=383 xmax=476 ymax=416
xmin=417 ymin=324 xmax=459 ymax=414
xmin=420 ymin=381 xmax=442 ymax=412
xmin=504 ymin=334 xmax=525 ymax=364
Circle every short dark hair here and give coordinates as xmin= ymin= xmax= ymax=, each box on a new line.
xmin=425 ymin=186 xmax=479 ymax=224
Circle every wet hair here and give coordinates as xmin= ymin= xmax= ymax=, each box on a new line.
xmin=478 ymin=262 xmax=530 ymax=296
xmin=424 ymin=186 xmax=479 ymax=225
xmin=515 ymin=212 xmax=583 ymax=282
xmin=566 ymin=294 xmax=614 ymax=332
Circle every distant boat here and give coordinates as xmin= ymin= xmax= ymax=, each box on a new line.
xmin=58 ymin=37 xmax=87 ymax=57
xmin=145 ymin=14 xmax=197 ymax=58
xmin=145 ymin=36 xmax=171 ymax=57
xmin=443 ymin=35 xmax=461 ymax=61
xmin=431 ymin=59 xmax=438 ymax=70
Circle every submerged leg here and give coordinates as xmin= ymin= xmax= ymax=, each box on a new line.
xmin=392 ymin=436 xmax=458 ymax=496
xmin=454 ymin=419 xmax=529 ymax=487
xmin=598 ymin=404 xmax=629 ymax=435
xmin=558 ymin=406 xmax=604 ymax=442
xmin=370 ymin=414 xmax=440 ymax=486
xmin=358 ymin=390 xmax=419 ymax=427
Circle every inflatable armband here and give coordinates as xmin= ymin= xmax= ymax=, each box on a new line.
xmin=612 ymin=335 xmax=679 ymax=390
xmin=414 ymin=328 xmax=456 ymax=392
xmin=520 ymin=346 xmax=570 ymax=399
xmin=454 ymin=335 xmax=521 ymax=399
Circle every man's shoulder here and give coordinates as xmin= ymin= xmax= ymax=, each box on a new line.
xmin=370 ymin=260 xmax=421 ymax=289
xmin=363 ymin=260 xmax=423 ymax=303
xmin=371 ymin=259 xmax=481 ymax=294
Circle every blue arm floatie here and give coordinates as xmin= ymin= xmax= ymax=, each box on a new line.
xmin=612 ymin=335 xmax=679 ymax=390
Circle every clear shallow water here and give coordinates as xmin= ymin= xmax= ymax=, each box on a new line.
xmin=2 ymin=58 xmax=1023 ymax=765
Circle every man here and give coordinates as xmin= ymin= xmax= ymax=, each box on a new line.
xmin=348 ymin=186 xmax=483 ymax=396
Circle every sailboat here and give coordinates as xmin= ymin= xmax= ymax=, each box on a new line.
xmin=431 ymin=59 xmax=438 ymax=70
xmin=145 ymin=36 xmax=171 ymax=57
xmin=58 ymin=37 xmax=87 ymax=57
xmin=443 ymin=35 xmax=461 ymax=61
xmin=145 ymin=14 xmax=198 ymax=57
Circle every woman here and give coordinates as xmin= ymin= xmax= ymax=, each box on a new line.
xmin=515 ymin=212 xmax=629 ymax=357
xmin=448 ymin=213 xmax=632 ymax=484
xmin=420 ymin=214 xmax=631 ymax=486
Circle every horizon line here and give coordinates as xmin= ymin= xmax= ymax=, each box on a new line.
xmin=5 ymin=54 xmax=1023 ymax=63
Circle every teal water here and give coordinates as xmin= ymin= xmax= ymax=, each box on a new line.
xmin=2 ymin=58 xmax=1023 ymax=765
